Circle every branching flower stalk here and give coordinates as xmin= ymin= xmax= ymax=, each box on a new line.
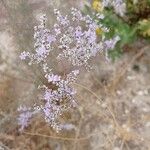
xmin=18 ymin=8 xmax=120 ymax=132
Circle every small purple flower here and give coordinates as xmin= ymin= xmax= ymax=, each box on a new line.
xmin=47 ymin=74 xmax=61 ymax=83
xmin=47 ymin=35 xmax=56 ymax=44
xmin=17 ymin=106 xmax=35 ymax=131
xmin=19 ymin=51 xmax=30 ymax=60
xmin=36 ymin=46 xmax=47 ymax=56
xmin=104 ymin=36 xmax=120 ymax=50
xmin=102 ymin=0 xmax=126 ymax=17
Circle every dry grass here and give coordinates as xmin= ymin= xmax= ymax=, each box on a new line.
xmin=0 ymin=0 xmax=150 ymax=150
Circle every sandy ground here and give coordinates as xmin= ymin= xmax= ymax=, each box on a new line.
xmin=0 ymin=0 xmax=150 ymax=150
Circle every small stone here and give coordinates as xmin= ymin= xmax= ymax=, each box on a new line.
xmin=146 ymin=122 xmax=150 ymax=127
xmin=101 ymin=102 xmax=107 ymax=108
xmin=116 ymin=90 xmax=122 ymax=95
xmin=125 ymin=109 xmax=129 ymax=114
xmin=113 ymin=147 xmax=120 ymax=150
xmin=127 ymin=75 xmax=135 ymax=80
xmin=137 ymin=90 xmax=144 ymax=96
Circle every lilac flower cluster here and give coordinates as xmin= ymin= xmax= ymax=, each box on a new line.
xmin=19 ymin=8 xmax=119 ymax=131
xmin=17 ymin=105 xmax=38 ymax=131
xmin=18 ymin=69 xmax=79 ymax=131
xmin=20 ymin=8 xmax=119 ymax=68
xmin=40 ymin=70 xmax=79 ymax=131
xmin=102 ymin=0 xmax=126 ymax=17
xmin=104 ymin=36 xmax=120 ymax=60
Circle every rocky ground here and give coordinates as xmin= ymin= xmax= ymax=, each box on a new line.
xmin=0 ymin=0 xmax=150 ymax=150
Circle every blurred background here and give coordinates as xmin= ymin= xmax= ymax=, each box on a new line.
xmin=0 ymin=0 xmax=150 ymax=149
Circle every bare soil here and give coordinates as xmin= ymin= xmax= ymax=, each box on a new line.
xmin=0 ymin=0 xmax=149 ymax=150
